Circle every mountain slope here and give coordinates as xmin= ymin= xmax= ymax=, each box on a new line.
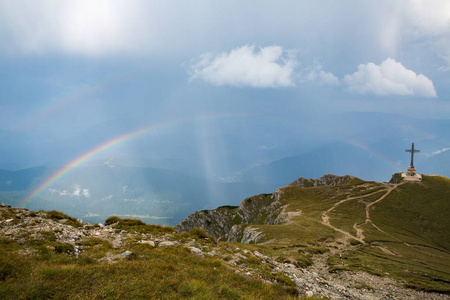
xmin=176 ymin=174 xmax=450 ymax=294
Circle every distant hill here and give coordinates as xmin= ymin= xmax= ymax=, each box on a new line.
xmin=0 ymin=165 xmax=274 ymax=225
xmin=241 ymin=142 xmax=400 ymax=184
xmin=177 ymin=174 xmax=450 ymax=294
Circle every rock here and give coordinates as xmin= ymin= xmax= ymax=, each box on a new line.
xmin=139 ymin=240 xmax=155 ymax=247
xmin=290 ymin=174 xmax=355 ymax=188
xmin=305 ymin=290 xmax=314 ymax=297
xmin=5 ymin=218 xmax=13 ymax=223
xmin=175 ymin=191 xmax=284 ymax=242
xmin=188 ymin=246 xmax=204 ymax=258
xmin=159 ymin=241 xmax=175 ymax=247
xmin=121 ymin=250 xmax=133 ymax=257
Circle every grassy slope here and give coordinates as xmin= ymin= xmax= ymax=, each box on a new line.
xmin=240 ymin=176 xmax=450 ymax=293
xmin=0 ymin=212 xmax=302 ymax=300
xmin=0 ymin=239 xmax=296 ymax=299
xmin=355 ymin=175 xmax=450 ymax=292
xmin=370 ymin=175 xmax=450 ymax=250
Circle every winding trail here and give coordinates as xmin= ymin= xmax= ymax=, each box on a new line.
xmin=320 ymin=181 xmax=447 ymax=260
xmin=321 ymin=183 xmax=400 ymax=245
xmin=365 ymin=182 xmax=403 ymax=222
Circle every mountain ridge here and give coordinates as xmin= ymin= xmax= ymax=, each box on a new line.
xmin=176 ymin=173 xmax=450 ymax=295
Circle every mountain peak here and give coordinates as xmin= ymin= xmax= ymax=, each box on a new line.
xmin=289 ymin=174 xmax=358 ymax=188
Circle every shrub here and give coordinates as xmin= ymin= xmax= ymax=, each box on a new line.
xmin=190 ymin=227 xmax=209 ymax=240
xmin=105 ymin=216 xmax=121 ymax=225
xmin=0 ymin=260 xmax=15 ymax=281
xmin=45 ymin=211 xmax=82 ymax=228
xmin=54 ymin=243 xmax=75 ymax=254
xmin=119 ymin=218 xmax=145 ymax=226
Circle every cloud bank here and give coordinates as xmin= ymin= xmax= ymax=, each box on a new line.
xmin=344 ymin=58 xmax=437 ymax=97
xmin=190 ymin=45 xmax=297 ymax=88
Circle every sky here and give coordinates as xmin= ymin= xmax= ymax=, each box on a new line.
xmin=0 ymin=0 xmax=449 ymax=181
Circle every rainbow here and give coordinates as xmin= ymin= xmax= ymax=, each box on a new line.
xmin=12 ymin=74 xmax=125 ymax=133
xmin=21 ymin=113 xmax=249 ymax=207
xmin=345 ymin=138 xmax=402 ymax=172
xmin=21 ymin=122 xmax=169 ymax=207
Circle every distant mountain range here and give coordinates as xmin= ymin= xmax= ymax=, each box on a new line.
xmin=0 ymin=165 xmax=275 ymax=225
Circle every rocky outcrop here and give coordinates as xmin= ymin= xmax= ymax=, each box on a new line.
xmin=389 ymin=173 xmax=403 ymax=184
xmin=175 ymin=174 xmax=358 ymax=243
xmin=175 ymin=191 xmax=284 ymax=243
xmin=289 ymin=174 xmax=355 ymax=188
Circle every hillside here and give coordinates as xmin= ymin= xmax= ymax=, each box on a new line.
xmin=176 ymin=174 xmax=450 ymax=297
xmin=0 ymin=204 xmax=299 ymax=299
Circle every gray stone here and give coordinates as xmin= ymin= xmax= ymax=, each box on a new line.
xmin=159 ymin=241 xmax=175 ymax=247
xmin=188 ymin=246 xmax=204 ymax=258
xmin=121 ymin=250 xmax=133 ymax=257
xmin=139 ymin=240 xmax=155 ymax=247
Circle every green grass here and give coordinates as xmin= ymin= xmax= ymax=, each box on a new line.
xmin=105 ymin=215 xmax=176 ymax=235
xmin=45 ymin=210 xmax=83 ymax=228
xmin=215 ymin=175 xmax=450 ymax=294
xmin=328 ymin=244 xmax=450 ymax=293
xmin=326 ymin=176 xmax=450 ymax=294
xmin=0 ymin=234 xmax=298 ymax=299
xmin=370 ymin=176 xmax=450 ymax=250
xmin=328 ymin=199 xmax=366 ymax=236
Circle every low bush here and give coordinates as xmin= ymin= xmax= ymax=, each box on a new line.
xmin=104 ymin=216 xmax=121 ymax=225
xmin=190 ymin=227 xmax=209 ymax=240
xmin=45 ymin=211 xmax=82 ymax=228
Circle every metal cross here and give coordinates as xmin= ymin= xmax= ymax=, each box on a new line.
xmin=405 ymin=143 xmax=420 ymax=168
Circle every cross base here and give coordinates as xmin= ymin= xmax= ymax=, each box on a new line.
xmin=401 ymin=167 xmax=422 ymax=182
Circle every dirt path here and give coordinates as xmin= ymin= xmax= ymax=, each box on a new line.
xmin=321 ymin=184 xmax=398 ymax=245
xmin=365 ymin=182 xmax=403 ymax=222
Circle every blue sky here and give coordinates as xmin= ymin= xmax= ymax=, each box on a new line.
xmin=0 ymin=0 xmax=449 ymax=181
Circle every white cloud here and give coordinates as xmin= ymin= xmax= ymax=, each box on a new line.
xmin=190 ymin=45 xmax=297 ymax=88
xmin=301 ymin=64 xmax=339 ymax=86
xmin=343 ymin=58 xmax=437 ymax=97
xmin=0 ymin=0 xmax=134 ymax=55
xmin=51 ymin=189 xmax=67 ymax=196
xmin=61 ymin=184 xmax=90 ymax=198
xmin=82 ymin=189 xmax=90 ymax=197
xmin=428 ymin=147 xmax=450 ymax=157
xmin=72 ymin=184 xmax=81 ymax=197
xmin=405 ymin=0 xmax=450 ymax=37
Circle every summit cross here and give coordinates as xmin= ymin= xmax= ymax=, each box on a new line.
xmin=405 ymin=142 xmax=420 ymax=168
